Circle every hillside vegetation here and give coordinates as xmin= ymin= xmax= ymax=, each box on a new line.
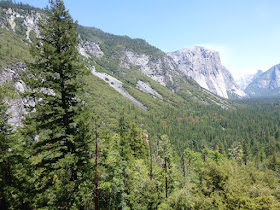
xmin=1 ymin=1 xmax=280 ymax=209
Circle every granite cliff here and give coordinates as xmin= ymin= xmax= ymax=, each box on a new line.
xmin=168 ymin=46 xmax=246 ymax=99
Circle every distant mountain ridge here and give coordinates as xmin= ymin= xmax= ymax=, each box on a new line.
xmin=0 ymin=3 xmax=246 ymax=101
xmin=245 ymin=64 xmax=280 ymax=97
xmin=235 ymin=70 xmax=263 ymax=90
xmin=168 ymin=46 xmax=246 ymax=99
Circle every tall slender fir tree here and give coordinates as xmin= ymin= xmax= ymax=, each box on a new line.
xmin=22 ymin=0 xmax=92 ymax=208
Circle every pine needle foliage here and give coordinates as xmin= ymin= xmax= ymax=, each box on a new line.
xmin=22 ymin=0 xmax=91 ymax=208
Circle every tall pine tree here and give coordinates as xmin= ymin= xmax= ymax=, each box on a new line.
xmin=22 ymin=0 xmax=92 ymax=208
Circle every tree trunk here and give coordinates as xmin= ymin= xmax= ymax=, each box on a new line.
xmin=164 ymin=156 xmax=168 ymax=198
xmin=182 ymin=153 xmax=186 ymax=177
xmin=94 ymin=120 xmax=99 ymax=210
xmin=149 ymin=144 xmax=153 ymax=180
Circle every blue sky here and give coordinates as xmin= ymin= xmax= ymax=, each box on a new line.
xmin=19 ymin=0 xmax=280 ymax=77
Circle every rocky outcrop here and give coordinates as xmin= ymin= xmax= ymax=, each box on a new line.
xmin=1 ymin=7 xmax=103 ymax=58
xmin=168 ymin=46 xmax=246 ymax=99
xmin=91 ymin=67 xmax=147 ymax=111
xmin=78 ymin=40 xmax=103 ymax=58
xmin=0 ymin=8 xmax=40 ymax=40
xmin=137 ymin=81 xmax=163 ymax=99
xmin=120 ymin=50 xmax=178 ymax=86
xmin=0 ymin=63 xmax=33 ymax=127
xmin=245 ymin=64 xmax=280 ymax=97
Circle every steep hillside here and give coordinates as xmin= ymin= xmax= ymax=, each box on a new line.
xmin=0 ymin=28 xmax=31 ymax=67
xmin=0 ymin=3 xmax=233 ymax=106
xmin=245 ymin=64 xmax=280 ymax=98
xmin=0 ymin=2 xmax=238 ymax=152
xmin=168 ymin=46 xmax=247 ymax=99
xmin=2 ymin=2 xmax=280 ymax=156
xmin=76 ymin=26 xmax=233 ymax=108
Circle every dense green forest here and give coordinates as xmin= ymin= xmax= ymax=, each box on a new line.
xmin=1 ymin=0 xmax=280 ymax=209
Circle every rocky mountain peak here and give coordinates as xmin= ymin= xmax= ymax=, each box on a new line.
xmin=168 ymin=46 xmax=246 ymax=99
xmin=254 ymin=70 xmax=263 ymax=79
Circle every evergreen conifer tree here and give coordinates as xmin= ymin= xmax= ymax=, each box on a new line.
xmin=22 ymin=0 xmax=91 ymax=208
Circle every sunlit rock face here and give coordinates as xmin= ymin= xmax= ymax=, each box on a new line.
xmin=168 ymin=46 xmax=246 ymax=99
xmin=78 ymin=40 xmax=104 ymax=58
xmin=0 ymin=63 xmax=32 ymax=127
xmin=0 ymin=8 xmax=41 ymax=40
xmin=120 ymin=50 xmax=178 ymax=86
